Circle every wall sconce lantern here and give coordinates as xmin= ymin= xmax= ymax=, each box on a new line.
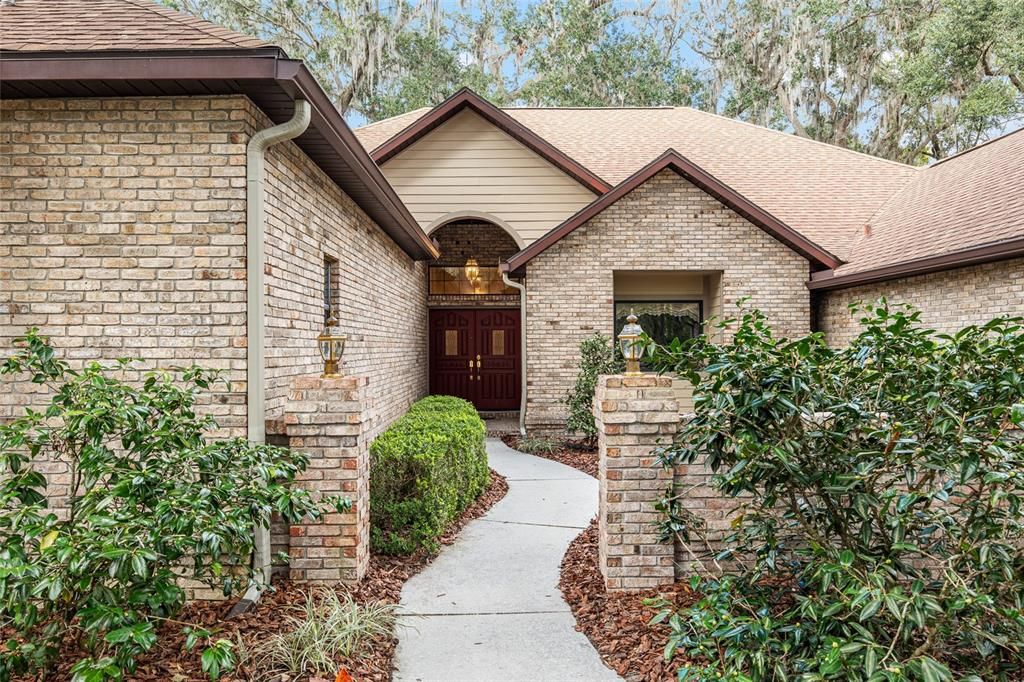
xmin=317 ymin=315 xmax=347 ymax=378
xmin=618 ymin=309 xmax=645 ymax=376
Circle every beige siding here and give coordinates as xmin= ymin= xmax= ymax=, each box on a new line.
xmin=380 ymin=109 xmax=596 ymax=245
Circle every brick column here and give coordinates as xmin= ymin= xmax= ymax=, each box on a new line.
xmin=594 ymin=375 xmax=682 ymax=591
xmin=281 ymin=375 xmax=373 ymax=583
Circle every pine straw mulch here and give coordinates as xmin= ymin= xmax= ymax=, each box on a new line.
xmin=560 ymin=520 xmax=699 ymax=682
xmin=25 ymin=469 xmax=509 ymax=682
xmin=500 ymin=434 xmax=598 ymax=477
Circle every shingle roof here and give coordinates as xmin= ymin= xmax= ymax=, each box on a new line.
xmin=356 ymin=104 xmax=919 ymax=261
xmin=835 ymin=128 xmax=1024 ymax=275
xmin=0 ymin=0 xmax=270 ymax=52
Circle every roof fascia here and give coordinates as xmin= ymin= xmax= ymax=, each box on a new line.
xmin=807 ymin=236 xmax=1024 ymax=291
xmin=370 ymin=88 xmax=612 ymax=195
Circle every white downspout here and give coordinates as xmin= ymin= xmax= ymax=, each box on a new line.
xmin=242 ymin=100 xmax=311 ymax=608
xmin=502 ymin=272 xmax=528 ymax=436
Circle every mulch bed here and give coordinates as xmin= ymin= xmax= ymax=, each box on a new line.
xmin=560 ymin=520 xmax=699 ymax=682
xmin=500 ymin=434 xmax=599 ymax=477
xmin=25 ymin=469 xmax=508 ymax=682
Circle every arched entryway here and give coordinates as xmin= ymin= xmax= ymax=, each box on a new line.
xmin=427 ymin=219 xmax=522 ymax=412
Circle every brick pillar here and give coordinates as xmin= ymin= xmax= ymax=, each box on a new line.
xmin=282 ymin=375 xmax=372 ymax=583
xmin=594 ymin=375 xmax=682 ymax=591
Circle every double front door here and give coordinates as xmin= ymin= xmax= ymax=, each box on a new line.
xmin=429 ymin=309 xmax=521 ymax=411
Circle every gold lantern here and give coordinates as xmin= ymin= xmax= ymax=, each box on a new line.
xmin=617 ymin=309 xmax=645 ymax=376
xmin=317 ymin=315 xmax=347 ymax=378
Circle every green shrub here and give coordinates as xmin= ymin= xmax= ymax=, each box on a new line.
xmin=0 ymin=330 xmax=346 ymax=681
xmin=369 ymin=395 xmax=487 ymax=554
xmin=648 ymin=304 xmax=1024 ymax=681
xmin=563 ymin=333 xmax=623 ymax=442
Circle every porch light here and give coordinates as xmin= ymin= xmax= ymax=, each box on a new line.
xmin=317 ymin=315 xmax=347 ymax=378
xmin=618 ymin=310 xmax=645 ymax=376
xmin=464 ymin=258 xmax=482 ymax=293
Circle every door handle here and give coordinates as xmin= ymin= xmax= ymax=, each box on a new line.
xmin=468 ymin=358 xmax=475 ymax=380
xmin=476 ymin=354 xmax=481 ymax=369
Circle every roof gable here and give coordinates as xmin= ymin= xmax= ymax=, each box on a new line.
xmin=377 ymin=107 xmax=598 ymax=245
xmin=369 ymin=88 xmax=611 ymax=195
xmin=503 ymin=149 xmax=842 ymax=273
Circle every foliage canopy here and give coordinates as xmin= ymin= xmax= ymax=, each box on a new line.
xmin=649 ymin=304 xmax=1024 ymax=680
xmin=0 ymin=330 xmax=345 ymax=681
xmin=168 ymin=0 xmax=1023 ymax=161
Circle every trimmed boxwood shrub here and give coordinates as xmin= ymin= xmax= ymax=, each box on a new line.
xmin=369 ymin=395 xmax=487 ymax=554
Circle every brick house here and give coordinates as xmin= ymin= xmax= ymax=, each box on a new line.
xmin=356 ymin=91 xmax=1024 ymax=434
xmin=2 ymin=0 xmax=1023 ymax=579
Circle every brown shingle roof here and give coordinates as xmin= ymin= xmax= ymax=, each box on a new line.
xmin=356 ymin=104 xmax=918 ymax=261
xmin=835 ymin=128 xmax=1024 ymax=276
xmin=0 ymin=0 xmax=270 ymax=52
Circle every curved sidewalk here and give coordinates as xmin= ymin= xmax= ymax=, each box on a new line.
xmin=393 ymin=438 xmax=621 ymax=682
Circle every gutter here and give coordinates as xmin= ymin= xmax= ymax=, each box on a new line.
xmin=502 ymin=272 xmax=528 ymax=436
xmin=236 ymin=99 xmax=311 ymax=615
xmin=807 ymin=236 xmax=1024 ymax=291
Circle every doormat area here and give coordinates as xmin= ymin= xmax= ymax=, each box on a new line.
xmin=479 ymin=410 xmax=520 ymax=436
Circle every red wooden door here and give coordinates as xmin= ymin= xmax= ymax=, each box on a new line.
xmin=429 ymin=309 xmax=521 ymax=411
xmin=474 ymin=309 xmax=521 ymax=410
xmin=429 ymin=309 xmax=475 ymax=404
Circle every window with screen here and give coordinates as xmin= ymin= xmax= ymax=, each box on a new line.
xmin=613 ymin=301 xmax=702 ymax=346
xmin=323 ymin=256 xmax=338 ymax=322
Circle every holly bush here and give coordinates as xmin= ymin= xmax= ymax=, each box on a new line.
xmin=0 ymin=330 xmax=348 ymax=681
xmin=648 ymin=304 xmax=1024 ymax=681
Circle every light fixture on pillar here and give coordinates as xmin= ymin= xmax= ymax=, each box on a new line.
xmin=618 ymin=309 xmax=646 ymax=376
xmin=317 ymin=315 xmax=347 ymax=378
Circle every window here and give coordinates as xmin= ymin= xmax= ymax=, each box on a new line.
xmin=428 ymin=265 xmax=518 ymax=295
xmin=323 ymin=256 xmax=337 ymax=322
xmin=613 ymin=301 xmax=702 ymax=346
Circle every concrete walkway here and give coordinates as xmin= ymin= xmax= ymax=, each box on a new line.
xmin=393 ymin=438 xmax=621 ymax=682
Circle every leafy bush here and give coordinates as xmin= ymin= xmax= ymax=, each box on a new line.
xmin=369 ymin=395 xmax=487 ymax=554
xmin=239 ymin=587 xmax=396 ymax=680
xmin=563 ymin=333 xmax=623 ymax=442
xmin=648 ymin=304 xmax=1024 ymax=681
xmin=0 ymin=330 xmax=347 ymax=681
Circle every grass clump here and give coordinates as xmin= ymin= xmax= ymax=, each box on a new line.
xmin=241 ymin=588 xmax=396 ymax=680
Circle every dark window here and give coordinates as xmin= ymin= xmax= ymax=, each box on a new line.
xmin=428 ymin=264 xmax=518 ymax=295
xmin=613 ymin=301 xmax=703 ymax=346
xmin=323 ymin=256 xmax=337 ymax=322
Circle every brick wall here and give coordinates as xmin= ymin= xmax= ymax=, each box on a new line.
xmin=282 ymin=375 xmax=373 ymax=582
xmin=524 ymin=169 xmax=811 ymax=433
xmin=816 ymin=257 xmax=1024 ymax=346
xmin=432 ymin=220 xmax=520 ymax=267
xmin=1 ymin=96 xmax=428 ymax=562
xmin=255 ymin=101 xmax=428 ymax=438
xmin=595 ymin=374 xmax=739 ymax=591
xmin=0 ymin=96 xmax=250 ymax=509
